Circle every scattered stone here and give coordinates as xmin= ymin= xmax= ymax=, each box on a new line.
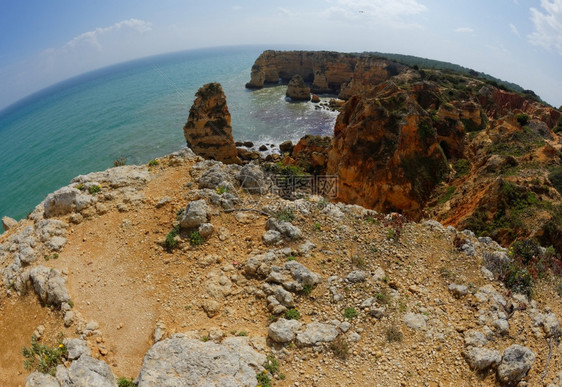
xmin=543 ymin=313 xmax=560 ymax=337
xmin=497 ymin=345 xmax=535 ymax=385
xmin=372 ymin=267 xmax=386 ymax=282
xmin=25 ymin=372 xmax=59 ymax=387
xmin=266 ymin=218 xmax=302 ymax=240
xmin=346 ymin=270 xmax=367 ymax=283
xmin=449 ymin=284 xmax=469 ymax=298
xmin=209 ymin=327 xmax=223 ymax=341
xmin=26 ymin=266 xmax=70 ymax=307
xmin=464 ymin=330 xmax=488 ymax=347
xmin=263 ymin=230 xmax=282 ymax=245
xmin=237 ymin=163 xmax=266 ymax=194
xmin=198 ymin=223 xmax=214 ymax=238
xmin=492 ymin=319 xmax=510 ymax=336
xmin=202 ymin=300 xmax=221 ymax=318
xmin=156 ymin=196 xmax=171 ymax=208
xmin=369 ymin=306 xmax=386 ymax=319
xmin=268 ymin=318 xmax=302 ymax=343
xmin=463 ymin=347 xmax=501 ymax=371
xmin=153 ymin=321 xmax=167 ymax=343
xmin=59 ymin=355 xmax=116 ymax=386
xmin=64 ymin=311 xmax=75 ymax=327
xmin=33 ymin=325 xmax=45 ymax=340
xmin=279 ymin=140 xmax=294 ymax=154
xmin=404 ymin=313 xmax=428 ymax=330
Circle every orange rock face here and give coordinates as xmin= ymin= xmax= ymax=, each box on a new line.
xmin=183 ymin=83 xmax=241 ymax=164
xmin=326 ymin=79 xmax=451 ymax=220
xmin=246 ymin=50 xmax=407 ymax=99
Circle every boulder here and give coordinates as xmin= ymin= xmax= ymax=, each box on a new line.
xmin=136 ymin=335 xmax=265 ymax=386
xmin=268 ymin=318 xmax=302 ymax=343
xmin=266 ymin=218 xmax=302 ymax=240
xmin=183 ymin=82 xmax=241 ymax=164
xmin=404 ymin=313 xmax=428 ymax=330
xmin=26 ymin=266 xmax=70 ymax=307
xmin=463 ymin=347 xmax=501 ymax=371
xmin=2 ymin=216 xmax=17 ymax=231
xmin=497 ymin=345 xmax=535 ymax=385
xmin=43 ymin=186 xmax=94 ymax=217
xmin=296 ymin=322 xmax=339 ymax=346
xmin=180 ymin=200 xmax=210 ymax=229
xmin=279 ymin=140 xmax=294 ymax=154
xmin=25 ymin=372 xmax=59 ymax=387
xmin=58 ymin=355 xmax=116 ymax=386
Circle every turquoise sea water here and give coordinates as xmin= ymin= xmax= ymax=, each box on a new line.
xmin=0 ymin=46 xmax=338 ymax=221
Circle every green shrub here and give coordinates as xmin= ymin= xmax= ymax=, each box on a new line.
xmin=264 ymin=353 xmax=279 ymax=374
xmin=88 ymin=185 xmax=101 ymax=195
xmin=452 ymin=159 xmax=470 ymax=178
xmin=148 ymin=159 xmax=159 ymax=167
xmin=165 ymin=226 xmax=180 ymax=250
xmin=438 ymin=186 xmax=456 ymax=204
xmin=515 ymin=113 xmax=530 ymax=126
xmin=22 ymin=335 xmax=67 ymax=376
xmin=549 ymin=167 xmax=562 ymax=194
xmin=503 ymin=262 xmax=533 ymax=298
xmin=256 ymin=371 xmax=272 ymax=387
xmin=117 ymin=377 xmax=135 ymax=387
xmin=386 ymin=326 xmax=403 ymax=343
xmin=343 ymin=307 xmax=358 ymax=319
xmin=113 ymin=157 xmax=127 ymax=167
xmin=189 ymin=231 xmax=204 ymax=246
xmin=284 ymin=308 xmax=300 ymax=320
xmin=276 ymin=207 xmax=295 ymax=223
xmin=330 ymin=336 xmax=350 ymax=359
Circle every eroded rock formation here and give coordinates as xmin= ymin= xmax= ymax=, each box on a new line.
xmin=286 ymin=74 xmax=310 ymax=101
xmin=246 ymin=50 xmax=407 ymax=99
xmin=184 ymin=82 xmax=241 ymax=164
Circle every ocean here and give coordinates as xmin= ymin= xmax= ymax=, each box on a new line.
xmin=0 ymin=46 xmax=338 ymax=221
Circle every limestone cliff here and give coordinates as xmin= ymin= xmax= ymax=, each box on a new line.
xmin=183 ymin=83 xmax=241 ymax=164
xmin=246 ymin=50 xmax=407 ymax=99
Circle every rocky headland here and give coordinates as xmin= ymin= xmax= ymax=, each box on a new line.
xmin=0 ymin=50 xmax=561 ymax=387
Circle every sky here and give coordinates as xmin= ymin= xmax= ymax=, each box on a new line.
xmin=0 ymin=0 xmax=561 ymax=110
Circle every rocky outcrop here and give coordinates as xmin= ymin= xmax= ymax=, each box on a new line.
xmin=327 ymin=79 xmax=451 ymax=219
xmin=246 ymin=50 xmax=407 ymax=99
xmin=286 ymin=74 xmax=310 ymax=101
xmin=135 ymin=335 xmax=265 ymax=386
xmin=184 ymin=83 xmax=241 ymax=164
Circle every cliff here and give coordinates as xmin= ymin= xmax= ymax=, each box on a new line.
xmin=2 ymin=150 xmax=562 ymax=387
xmin=245 ymin=50 xmax=407 ymax=99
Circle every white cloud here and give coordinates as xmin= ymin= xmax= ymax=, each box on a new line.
xmin=277 ymin=7 xmax=299 ymax=17
xmin=63 ymin=19 xmax=152 ymax=51
xmin=324 ymin=0 xmax=426 ymax=24
xmin=528 ymin=0 xmax=562 ymax=54
xmin=509 ymin=23 xmax=520 ymax=37
xmin=455 ymin=27 xmax=474 ymax=33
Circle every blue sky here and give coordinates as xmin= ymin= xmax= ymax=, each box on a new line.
xmin=1 ymin=0 xmax=561 ymax=110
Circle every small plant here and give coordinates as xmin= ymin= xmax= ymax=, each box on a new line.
xmin=264 ymin=353 xmax=280 ymax=374
xmin=317 ymin=198 xmax=329 ymax=209
xmin=148 ymin=159 xmax=159 ymax=167
xmin=67 ymin=299 xmax=74 ymax=308
xmin=236 ymin=331 xmax=248 ymax=337
xmin=452 ymin=159 xmax=470 ymax=178
xmin=53 ymin=253 xmax=59 ymax=259
xmin=165 ymin=225 xmax=180 ymax=250
xmin=256 ymin=370 xmax=272 ymax=387
xmin=386 ymin=228 xmax=396 ymax=241
xmin=286 ymin=255 xmax=296 ymax=261
xmin=351 ymin=254 xmax=365 ymax=269
xmin=284 ymin=308 xmax=300 ymax=320
xmin=88 ymin=185 xmax=101 ymax=195
xmin=276 ymin=207 xmax=295 ymax=223
xmin=189 ymin=231 xmax=204 ymax=246
xmin=301 ymin=284 xmax=313 ymax=296
xmin=313 ymin=222 xmax=322 ymax=231
xmin=438 ymin=186 xmax=456 ymax=204
xmin=117 ymin=377 xmax=135 ymax=387
xmin=22 ymin=335 xmax=67 ymax=376
xmin=386 ymin=326 xmax=403 ymax=343
xmin=557 ymin=282 xmax=562 ymax=297
xmin=216 ymin=185 xmax=228 ymax=195
xmin=113 ymin=156 xmax=127 ymax=167
xmin=76 ymin=183 xmax=85 ymax=191
xmin=330 ymin=336 xmax=349 ymax=359
xmin=343 ymin=307 xmax=358 ymax=319
xmin=375 ymin=289 xmax=391 ymax=305
xmin=201 ymin=336 xmax=209 ymax=342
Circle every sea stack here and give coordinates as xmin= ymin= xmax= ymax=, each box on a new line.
xmin=183 ymin=82 xmax=241 ymax=164
xmin=286 ymin=74 xmax=311 ymax=101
